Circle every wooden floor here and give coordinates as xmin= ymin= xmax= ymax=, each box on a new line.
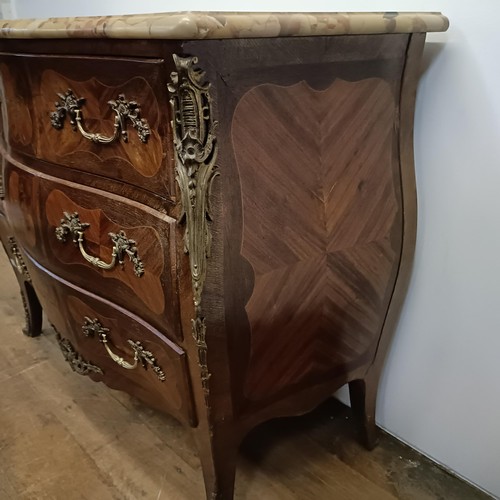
xmin=0 ymin=246 xmax=490 ymax=500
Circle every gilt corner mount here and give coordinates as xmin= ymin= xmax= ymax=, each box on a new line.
xmin=168 ymin=54 xmax=218 ymax=404
xmin=168 ymin=54 xmax=219 ymax=314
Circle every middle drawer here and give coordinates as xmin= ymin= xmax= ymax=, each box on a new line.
xmin=4 ymin=159 xmax=182 ymax=341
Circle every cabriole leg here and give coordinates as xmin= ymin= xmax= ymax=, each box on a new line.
xmin=20 ymin=281 xmax=43 ymax=337
xmin=348 ymin=375 xmax=380 ymax=450
xmin=1 ymin=235 xmax=43 ymax=337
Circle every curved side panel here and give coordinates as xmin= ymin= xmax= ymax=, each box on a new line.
xmin=364 ymin=33 xmax=426 ymax=381
xmin=232 ymin=77 xmax=403 ymax=402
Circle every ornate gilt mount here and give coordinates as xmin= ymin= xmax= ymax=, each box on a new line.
xmin=168 ymin=54 xmax=218 ymax=404
xmin=7 ymin=236 xmax=31 ymax=282
xmin=192 ymin=316 xmax=210 ymax=397
xmin=56 ymin=334 xmax=103 ymax=376
xmin=128 ymin=340 xmax=167 ymax=382
xmin=82 ymin=317 xmax=166 ymax=382
xmin=55 ymin=211 xmax=144 ymax=277
xmin=50 ymin=89 xmax=150 ymax=143
xmin=20 ymin=290 xmax=32 ymax=336
xmin=0 ymin=166 xmax=4 ymax=200
xmin=168 ymin=54 xmax=218 ymax=311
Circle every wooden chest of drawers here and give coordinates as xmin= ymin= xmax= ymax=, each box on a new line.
xmin=0 ymin=11 xmax=448 ymax=499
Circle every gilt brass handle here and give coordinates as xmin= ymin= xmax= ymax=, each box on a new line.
xmin=82 ymin=317 xmax=166 ymax=381
xmin=55 ymin=211 xmax=144 ymax=277
xmin=82 ymin=317 xmax=136 ymax=369
xmin=100 ymin=327 xmax=139 ymax=370
xmin=50 ymin=89 xmax=150 ymax=144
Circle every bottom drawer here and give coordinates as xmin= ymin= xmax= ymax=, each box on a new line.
xmin=25 ymin=253 xmax=196 ymax=426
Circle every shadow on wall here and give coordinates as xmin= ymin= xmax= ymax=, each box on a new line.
xmin=420 ymin=41 xmax=447 ymax=77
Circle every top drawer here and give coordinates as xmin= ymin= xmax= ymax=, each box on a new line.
xmin=0 ymin=53 xmax=174 ymax=198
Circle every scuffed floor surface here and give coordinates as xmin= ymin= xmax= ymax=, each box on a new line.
xmin=0 ymin=246 xmax=492 ymax=499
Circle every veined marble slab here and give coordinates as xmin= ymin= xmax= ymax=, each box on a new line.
xmin=0 ymin=11 xmax=448 ymax=39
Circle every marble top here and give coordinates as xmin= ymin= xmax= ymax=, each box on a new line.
xmin=0 ymin=11 xmax=449 ymax=39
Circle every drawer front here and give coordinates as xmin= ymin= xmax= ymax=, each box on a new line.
xmin=26 ymin=256 xmax=195 ymax=426
xmin=4 ymin=159 xmax=182 ymax=341
xmin=0 ymin=53 xmax=174 ymax=198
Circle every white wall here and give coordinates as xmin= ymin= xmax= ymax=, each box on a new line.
xmin=9 ymin=1 xmax=500 ymax=497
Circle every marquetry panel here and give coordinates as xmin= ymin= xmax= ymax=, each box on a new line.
xmin=5 ymin=168 xmax=37 ymax=247
xmin=45 ymin=188 xmax=165 ymax=313
xmin=36 ymin=70 xmax=164 ymax=177
xmin=0 ymin=63 xmax=33 ymax=149
xmin=232 ymin=78 xmax=402 ymax=399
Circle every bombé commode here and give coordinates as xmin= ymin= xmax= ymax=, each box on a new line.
xmin=0 ymin=11 xmax=449 ymax=499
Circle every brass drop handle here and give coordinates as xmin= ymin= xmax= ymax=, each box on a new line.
xmin=101 ymin=332 xmax=139 ymax=370
xmin=55 ymin=212 xmax=144 ymax=277
xmin=49 ymin=89 xmax=150 ymax=144
xmin=82 ymin=317 xmax=166 ymax=381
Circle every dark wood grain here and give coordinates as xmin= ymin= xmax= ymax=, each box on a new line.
xmin=0 ymin=61 xmax=33 ymax=150
xmin=232 ymin=77 xmax=402 ymax=402
xmin=0 ymin=37 xmax=181 ymax=58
